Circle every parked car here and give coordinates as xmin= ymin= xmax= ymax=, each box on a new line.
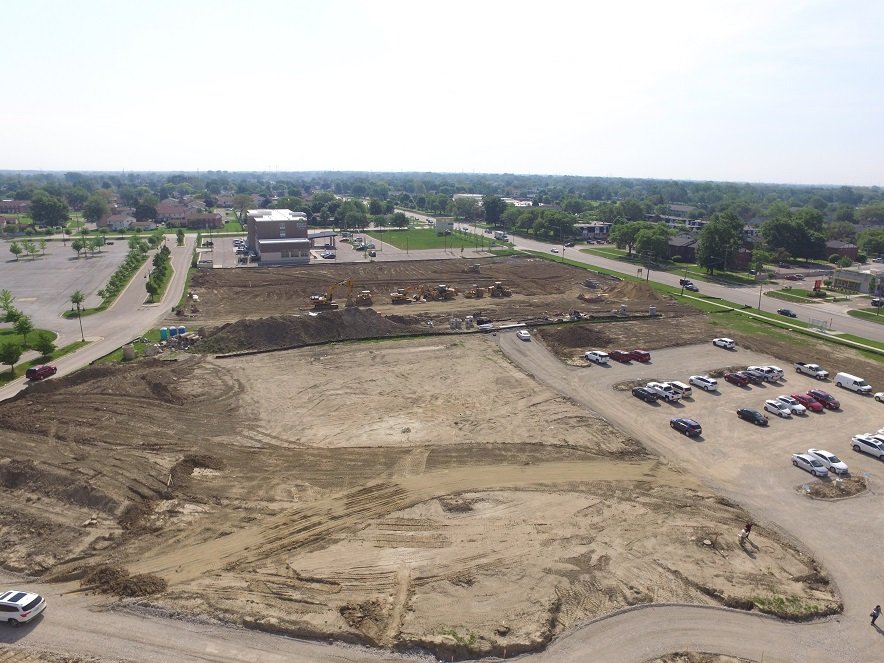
xmin=776 ymin=395 xmax=806 ymax=415
xmin=25 ymin=365 xmax=57 ymax=381
xmin=564 ymin=241 xmax=575 ymax=247
xmin=712 ymin=337 xmax=735 ymax=349
xmin=684 ymin=283 xmax=699 ymax=292
xmin=744 ymin=367 xmax=769 ymax=383
xmin=645 ymin=381 xmax=680 ymax=401
xmin=764 ymin=399 xmax=792 ymax=418
xmin=628 ymin=349 xmax=651 ymax=363
xmin=666 ymin=380 xmax=693 ymax=399
xmin=689 ymin=375 xmax=718 ymax=391
xmin=765 ymin=365 xmax=785 ymax=380
xmin=608 ymin=350 xmax=632 ymax=363
xmin=631 ymin=386 xmax=658 ymax=403
xmin=670 ymin=417 xmax=702 ymax=437
xmin=807 ymin=389 xmax=840 ymax=410
xmin=368 ymin=250 xmax=377 ymax=257
xmin=792 ymin=453 xmax=829 ymax=477
xmin=748 ymin=366 xmax=780 ymax=382
xmin=679 ymin=278 xmax=692 ymax=285
xmin=834 ymin=372 xmax=872 ymax=394
xmin=737 ymin=408 xmax=769 ymax=426
xmin=724 ymin=372 xmax=749 ymax=386
xmin=320 ymin=251 xmax=336 ymax=259
xmin=516 ymin=330 xmax=531 ymax=341
xmin=851 ymin=434 xmax=884 ymax=459
xmin=795 ymin=362 xmax=829 ymax=379
xmin=776 ymin=308 xmax=798 ymax=318
xmin=550 ymin=248 xmax=559 ymax=253
xmin=807 ymin=448 xmax=848 ymax=475
xmin=0 ymin=590 xmax=46 ymax=626
xmin=791 ymin=392 xmax=824 ymax=412
xmin=584 ymin=350 xmax=609 ymax=364
xmin=875 ymin=392 xmax=884 ymax=403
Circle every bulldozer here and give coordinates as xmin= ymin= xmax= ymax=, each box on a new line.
xmin=428 ymin=284 xmax=457 ymax=301
xmin=390 ymin=286 xmax=426 ymax=304
xmin=488 ymin=281 xmax=512 ymax=297
xmin=463 ymin=284 xmax=485 ymax=299
xmin=352 ymin=290 xmax=373 ymax=306
xmin=465 ymin=263 xmax=481 ymax=273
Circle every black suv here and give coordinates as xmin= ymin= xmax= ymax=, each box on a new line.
xmin=632 ymin=386 xmax=658 ymax=403
xmin=737 ymin=408 xmax=769 ymax=426
xmin=670 ymin=418 xmax=702 ymax=437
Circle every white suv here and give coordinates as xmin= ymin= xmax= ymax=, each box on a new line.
xmin=584 ymin=350 xmax=609 ymax=364
xmin=689 ymin=375 xmax=718 ymax=391
xmin=0 ymin=590 xmax=46 ymax=626
xmin=646 ymin=381 xmax=680 ymax=401
xmin=851 ymin=434 xmax=884 ymax=459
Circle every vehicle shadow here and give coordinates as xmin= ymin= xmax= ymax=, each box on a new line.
xmin=703 ymin=391 xmax=722 ymax=397
xmin=666 ymin=400 xmax=685 ymax=408
xmin=0 ymin=613 xmax=44 ymax=643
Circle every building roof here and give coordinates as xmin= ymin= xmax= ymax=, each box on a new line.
xmin=248 ymin=209 xmax=307 ymax=222
xmin=668 ymin=236 xmax=698 ymax=247
xmin=825 ymin=240 xmax=857 ymax=249
xmin=308 ymin=231 xmax=338 ymax=239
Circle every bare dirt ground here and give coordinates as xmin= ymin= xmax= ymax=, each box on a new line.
xmin=6 ymin=257 xmax=873 ymax=660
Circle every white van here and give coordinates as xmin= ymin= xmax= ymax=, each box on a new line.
xmin=834 ymin=372 xmax=872 ymax=394
xmin=666 ymin=380 xmax=693 ymax=399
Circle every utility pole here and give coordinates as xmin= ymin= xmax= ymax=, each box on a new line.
xmin=757 ymin=281 xmax=763 ymax=310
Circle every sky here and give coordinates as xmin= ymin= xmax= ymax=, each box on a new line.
xmin=2 ymin=0 xmax=882 ymax=186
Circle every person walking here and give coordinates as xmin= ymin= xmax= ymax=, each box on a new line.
xmin=871 ymin=605 xmax=881 ymax=626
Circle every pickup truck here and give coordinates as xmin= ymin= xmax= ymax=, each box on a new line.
xmin=645 ymin=381 xmax=680 ymax=402
xmin=795 ymin=362 xmax=829 ymax=380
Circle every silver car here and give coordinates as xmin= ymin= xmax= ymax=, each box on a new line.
xmin=807 ymin=448 xmax=848 ymax=475
xmin=792 ymin=453 xmax=828 ymax=477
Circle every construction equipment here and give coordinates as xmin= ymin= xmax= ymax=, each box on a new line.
xmin=466 ymin=264 xmax=481 ymax=273
xmin=488 ymin=281 xmax=512 ymax=297
xmin=352 ymin=290 xmax=373 ymax=306
xmin=310 ymin=279 xmax=353 ymax=310
xmin=428 ymin=284 xmax=457 ymax=301
xmin=463 ymin=284 xmax=485 ymax=299
xmin=390 ymin=286 xmax=426 ymax=304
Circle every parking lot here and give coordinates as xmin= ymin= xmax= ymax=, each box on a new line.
xmin=507 ymin=338 xmax=884 ymax=490
xmin=0 ymin=238 xmax=129 ymax=334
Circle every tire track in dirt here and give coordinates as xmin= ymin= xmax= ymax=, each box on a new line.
xmin=129 ymin=460 xmax=685 ymax=584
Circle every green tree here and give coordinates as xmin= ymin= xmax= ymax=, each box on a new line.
xmin=391 ymin=211 xmax=408 ymax=229
xmin=482 ymin=195 xmax=507 ymax=225
xmin=71 ymin=238 xmax=85 ymax=257
xmin=34 ymin=334 xmax=56 ymax=358
xmin=29 ymin=190 xmax=70 ymax=227
xmin=453 ymin=197 xmax=479 ymax=221
xmin=0 ymin=342 xmax=23 ymax=375
xmin=697 ymin=212 xmax=743 ymax=273
xmin=609 ymin=221 xmax=651 ymax=256
xmin=14 ymin=314 xmax=34 ymax=348
xmin=176 ymin=228 xmax=185 ymax=246
xmin=39 ymin=237 xmax=47 ymax=256
xmin=233 ymin=194 xmax=252 ymax=225
xmin=838 ymin=255 xmax=853 ymax=268
xmin=0 ymin=289 xmax=14 ymax=316
xmin=368 ymin=199 xmax=384 ymax=215
xmin=9 ymin=241 xmax=22 ymax=261
xmin=145 ymin=278 xmax=159 ymax=302
xmin=825 ymin=221 xmax=857 ymax=242
xmin=83 ymin=193 xmax=111 ymax=224
xmin=857 ymin=228 xmax=884 ymax=256
xmin=634 ymin=225 xmax=672 ymax=259
xmin=23 ymin=239 xmax=37 ymax=260
xmin=856 ymin=203 xmax=884 ymax=225
xmin=618 ymin=199 xmax=646 ymax=221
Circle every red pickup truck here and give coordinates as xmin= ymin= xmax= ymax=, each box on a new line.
xmin=26 ymin=365 xmax=57 ymax=381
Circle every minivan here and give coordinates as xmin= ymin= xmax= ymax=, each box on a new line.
xmin=834 ymin=372 xmax=872 ymax=394
xmin=667 ymin=381 xmax=693 ymax=399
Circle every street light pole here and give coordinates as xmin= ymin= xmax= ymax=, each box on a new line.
xmin=757 ymin=281 xmax=763 ymax=310
xmin=75 ymin=302 xmax=85 ymax=342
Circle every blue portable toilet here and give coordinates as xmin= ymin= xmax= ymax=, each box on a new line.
xmin=159 ymin=327 xmax=168 ymax=341
xmin=178 ymin=326 xmax=186 ymax=336
xmin=168 ymin=326 xmax=178 ymax=337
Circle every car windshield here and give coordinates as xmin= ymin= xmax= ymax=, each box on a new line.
xmin=828 ymin=455 xmax=841 ymax=463
xmin=809 ymin=459 xmax=823 ymax=467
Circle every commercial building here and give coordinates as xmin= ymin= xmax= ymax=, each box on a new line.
xmin=246 ymin=209 xmax=311 ymax=265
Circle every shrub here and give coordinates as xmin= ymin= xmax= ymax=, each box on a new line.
xmin=671 ymin=255 xmax=682 ymax=262
xmin=829 ymin=254 xmax=841 ymax=263
xmin=856 ymin=253 xmax=867 ymax=263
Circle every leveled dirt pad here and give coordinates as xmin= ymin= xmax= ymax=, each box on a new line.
xmin=0 ymin=336 xmax=837 ymax=659
xmin=186 ymin=256 xmax=695 ymax=330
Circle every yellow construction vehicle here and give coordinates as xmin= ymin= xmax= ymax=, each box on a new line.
xmin=428 ymin=284 xmax=457 ymax=301
xmin=352 ymin=290 xmax=373 ymax=306
xmin=463 ymin=284 xmax=485 ymax=299
xmin=488 ymin=281 xmax=512 ymax=297
xmin=390 ymin=285 xmax=426 ymax=304
xmin=310 ymin=279 xmax=352 ymax=310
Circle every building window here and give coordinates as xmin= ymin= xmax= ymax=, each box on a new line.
xmin=279 ymin=223 xmax=286 ymax=238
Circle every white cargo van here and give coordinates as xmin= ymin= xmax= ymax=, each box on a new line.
xmin=834 ymin=372 xmax=872 ymax=394
xmin=666 ymin=380 xmax=693 ymax=399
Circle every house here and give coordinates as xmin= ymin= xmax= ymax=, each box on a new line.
xmin=184 ymin=211 xmax=223 ymax=229
xmin=96 ymin=206 xmax=136 ymax=230
xmin=0 ymin=200 xmax=30 ymax=214
xmin=574 ymin=222 xmax=611 ymax=240
xmin=246 ymin=209 xmax=311 ymax=265
xmin=667 ymin=236 xmax=698 ymax=262
xmin=825 ymin=240 xmax=858 ymax=259
xmin=104 ymin=213 xmax=136 ymax=231
xmin=155 ymin=199 xmax=188 ymax=225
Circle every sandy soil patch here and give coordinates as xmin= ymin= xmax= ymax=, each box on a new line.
xmin=0 ymin=335 xmax=837 ymax=659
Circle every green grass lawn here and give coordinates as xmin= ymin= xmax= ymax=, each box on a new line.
xmin=95 ymin=328 xmax=164 ymax=364
xmin=0 ymin=328 xmax=57 ymax=349
xmin=365 ymin=227 xmax=502 ymax=251
xmin=847 ymin=309 xmax=884 ymax=325
xmin=580 ymin=248 xmax=757 ymax=285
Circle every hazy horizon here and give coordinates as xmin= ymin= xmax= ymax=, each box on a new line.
xmin=3 ymin=1 xmax=882 ymax=187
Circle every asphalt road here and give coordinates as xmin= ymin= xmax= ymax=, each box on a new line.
xmin=0 ymin=234 xmax=196 ymax=403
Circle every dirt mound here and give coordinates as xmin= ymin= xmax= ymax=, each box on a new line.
xmin=804 ymin=475 xmax=867 ymax=499
xmin=198 ymin=308 xmax=428 ymax=354
xmin=605 ymin=280 xmax=666 ymax=302
xmin=82 ymin=564 xmax=167 ymax=596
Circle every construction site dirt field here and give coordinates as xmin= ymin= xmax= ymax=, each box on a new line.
xmin=186 ymin=256 xmax=695 ymax=330
xmin=0 ymin=331 xmax=839 ymax=659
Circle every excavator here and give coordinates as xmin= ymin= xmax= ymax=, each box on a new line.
xmin=310 ymin=279 xmax=372 ymax=309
